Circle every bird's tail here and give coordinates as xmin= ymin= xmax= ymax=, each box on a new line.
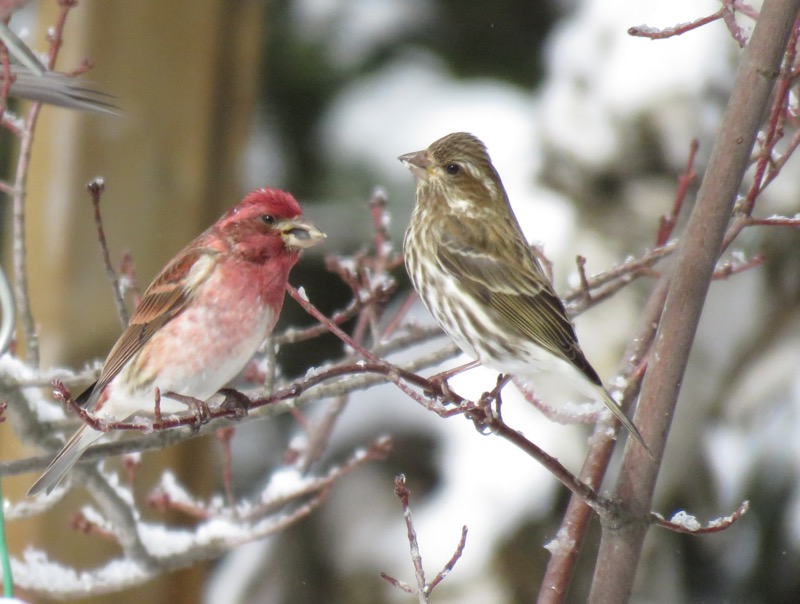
xmin=596 ymin=386 xmax=652 ymax=457
xmin=28 ymin=425 xmax=104 ymax=496
xmin=9 ymin=67 xmax=119 ymax=115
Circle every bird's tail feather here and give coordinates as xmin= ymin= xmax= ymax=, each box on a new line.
xmin=596 ymin=386 xmax=652 ymax=457
xmin=28 ymin=426 xmax=104 ymax=496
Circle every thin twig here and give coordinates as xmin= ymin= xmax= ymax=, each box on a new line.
xmin=9 ymin=0 xmax=80 ymax=365
xmin=651 ymin=501 xmax=750 ymax=534
xmin=656 ymin=139 xmax=699 ymax=247
xmin=628 ymin=8 xmax=724 ymax=40
xmin=381 ymin=474 xmax=468 ymax=602
xmin=87 ymin=179 xmax=129 ymax=326
xmin=741 ymin=21 xmax=800 ymax=215
xmin=216 ymin=427 xmax=236 ymax=510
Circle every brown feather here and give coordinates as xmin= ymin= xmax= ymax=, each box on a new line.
xmin=402 ymin=132 xmax=649 ymax=452
xmin=433 ymin=211 xmax=597 ymax=383
xmin=85 ymin=246 xmax=218 ymax=409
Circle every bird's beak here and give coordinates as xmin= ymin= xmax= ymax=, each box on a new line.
xmin=279 ymin=217 xmax=327 ymax=249
xmin=398 ymin=149 xmax=432 ymax=181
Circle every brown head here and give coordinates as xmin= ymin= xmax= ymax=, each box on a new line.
xmin=398 ymin=132 xmax=508 ymax=215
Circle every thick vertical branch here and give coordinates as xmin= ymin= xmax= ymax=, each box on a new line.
xmin=589 ymin=2 xmax=800 ymax=602
xmin=538 ymin=277 xmax=670 ymax=603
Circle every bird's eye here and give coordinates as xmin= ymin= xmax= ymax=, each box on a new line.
xmin=261 ymin=215 xmax=275 ymax=225
xmin=445 ymin=163 xmax=461 ymax=175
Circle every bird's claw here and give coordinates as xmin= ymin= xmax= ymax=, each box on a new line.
xmin=163 ymin=391 xmax=212 ymax=432
xmin=468 ymin=378 xmax=505 ymax=435
xmin=424 ymin=374 xmax=458 ymax=405
xmin=466 ymin=404 xmax=495 ymax=435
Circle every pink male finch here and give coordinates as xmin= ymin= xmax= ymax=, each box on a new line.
xmin=29 ymin=188 xmax=325 ymax=496
xmin=400 ymin=132 xmax=647 ymax=451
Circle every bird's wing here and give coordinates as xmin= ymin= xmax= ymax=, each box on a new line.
xmin=434 ymin=215 xmax=591 ymax=372
xmin=86 ymin=247 xmax=218 ymax=407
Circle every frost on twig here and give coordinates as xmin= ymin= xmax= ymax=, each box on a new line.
xmin=627 ymin=1 xmax=752 ymax=46
xmin=380 ymin=474 xmax=468 ymax=603
xmin=1 ymin=161 xmax=782 ymax=596
xmin=13 ymin=437 xmax=391 ymax=596
xmin=2 ymin=4 xmax=799 ymax=597
xmin=652 ymin=501 xmax=750 ymax=534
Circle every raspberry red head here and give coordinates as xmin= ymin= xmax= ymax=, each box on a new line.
xmin=224 ymin=188 xmax=303 ymax=224
xmin=212 ymin=188 xmax=325 ymax=261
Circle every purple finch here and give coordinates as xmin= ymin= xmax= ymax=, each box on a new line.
xmin=29 ymin=188 xmax=325 ymax=495
xmin=400 ymin=132 xmax=647 ymax=451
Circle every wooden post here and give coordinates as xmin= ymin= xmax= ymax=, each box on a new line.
xmin=6 ymin=2 xmax=267 ymax=603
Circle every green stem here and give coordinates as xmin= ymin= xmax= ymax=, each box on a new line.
xmin=0 ymin=479 xmax=12 ymax=597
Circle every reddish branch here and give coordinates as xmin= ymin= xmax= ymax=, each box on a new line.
xmin=216 ymin=427 xmax=236 ymax=509
xmin=540 ymin=18 xmax=800 ymax=593
xmin=628 ymin=8 xmax=726 ymax=40
xmin=628 ymin=2 xmax=755 ymax=45
xmin=652 ymin=501 xmax=750 ymax=534
xmin=87 ymin=179 xmax=129 ymax=326
xmin=656 ymin=139 xmax=699 ymax=246
xmin=380 ymin=474 xmax=468 ymax=602
xmin=7 ymin=0 xmax=81 ymax=366
xmin=147 ymin=436 xmax=391 ymax=522
xmin=741 ymin=21 xmax=800 ymax=215
xmin=285 ymin=284 xmax=748 ymax=536
xmin=590 ymin=2 xmax=800 ymax=602
xmin=4 ymin=5 xmax=799 ymax=600
xmin=47 ymin=308 xmax=748 ymax=539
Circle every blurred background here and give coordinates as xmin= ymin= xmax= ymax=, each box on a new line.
xmin=2 ymin=0 xmax=800 ymax=602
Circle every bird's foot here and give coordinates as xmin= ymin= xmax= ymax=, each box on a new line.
xmin=424 ymin=374 xmax=458 ymax=404
xmin=53 ymin=380 xmax=107 ymax=430
xmin=163 ymin=391 xmax=211 ymax=432
xmin=469 ymin=374 xmax=510 ymax=434
xmin=425 ymin=360 xmax=480 ymax=403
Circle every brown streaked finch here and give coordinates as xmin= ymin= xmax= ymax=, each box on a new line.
xmin=28 ymin=188 xmax=326 ymax=496
xmin=399 ymin=132 xmax=648 ymax=452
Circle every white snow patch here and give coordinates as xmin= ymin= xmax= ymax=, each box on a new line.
xmin=262 ymin=467 xmax=311 ymax=501
xmin=13 ymin=549 xmax=148 ymax=594
xmin=669 ymin=511 xmax=701 ymax=531
xmin=544 ymin=527 xmax=576 ymax=556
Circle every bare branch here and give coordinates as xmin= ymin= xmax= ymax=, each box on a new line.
xmin=381 ymin=474 xmax=468 ymax=602
xmin=628 ymin=9 xmax=724 ymax=40
xmin=87 ymin=179 xmax=129 ymax=326
xmin=651 ymin=500 xmax=750 ymax=534
xmin=591 ymin=2 xmax=800 ymax=601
